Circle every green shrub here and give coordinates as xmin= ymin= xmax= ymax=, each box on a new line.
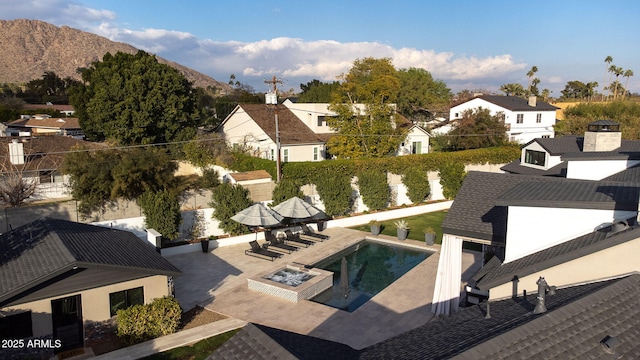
xmin=116 ymin=296 xmax=182 ymax=345
xmin=271 ymin=178 xmax=304 ymax=206
xmin=138 ymin=190 xmax=182 ymax=240
xmin=198 ymin=168 xmax=220 ymax=189
xmin=315 ymin=172 xmax=353 ymax=216
xmin=210 ymin=182 xmax=252 ymax=235
xmin=439 ymin=162 xmax=466 ymax=199
xmin=356 ymin=169 xmax=389 ymax=211
xmin=402 ymin=167 xmax=431 ymax=203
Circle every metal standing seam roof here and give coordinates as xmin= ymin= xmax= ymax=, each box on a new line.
xmin=0 ymin=217 xmax=181 ymax=303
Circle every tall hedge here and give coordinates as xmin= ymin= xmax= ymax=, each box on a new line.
xmin=439 ymin=162 xmax=466 ymax=200
xmin=116 ymin=296 xmax=181 ymax=345
xmin=402 ymin=167 xmax=431 ymax=203
xmin=138 ymin=190 xmax=182 ymax=240
xmin=356 ymin=169 xmax=389 ymax=211
xmin=210 ymin=182 xmax=252 ymax=235
xmin=315 ymin=172 xmax=353 ymax=216
xmin=271 ymin=178 xmax=304 ymax=206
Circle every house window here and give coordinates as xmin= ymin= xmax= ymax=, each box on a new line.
xmin=412 ymin=141 xmax=422 ymax=154
xmin=0 ymin=311 xmax=32 ymax=338
xmin=516 ymin=114 xmax=524 ymax=124
xmin=536 ymin=113 xmax=542 ymax=123
xmin=317 ymin=116 xmax=325 ymax=126
xmin=313 ymin=147 xmax=318 ymax=161
xmin=283 ymin=149 xmax=289 ymax=162
xmin=524 ymin=149 xmax=546 ymax=166
xmin=270 ymin=149 xmax=275 ymax=161
xmin=110 ymin=287 xmax=144 ymax=317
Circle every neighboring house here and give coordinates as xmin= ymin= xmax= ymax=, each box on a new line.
xmin=22 ymin=104 xmax=75 ymax=117
xmin=6 ymin=114 xmax=84 ymax=139
xmin=502 ymin=120 xmax=640 ymax=180
xmin=216 ymin=104 xmax=330 ymax=162
xmin=397 ymin=125 xmax=430 ymax=155
xmin=212 ymin=274 xmax=640 ymax=359
xmin=217 ymin=100 xmax=429 ymax=162
xmin=448 ymin=95 xmax=558 ymax=143
xmin=431 ymin=120 xmax=640 ymax=315
xmin=0 ymin=218 xmax=180 ymax=355
xmin=0 ymin=136 xmax=105 ymax=201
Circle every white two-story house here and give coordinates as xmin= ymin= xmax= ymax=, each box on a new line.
xmin=449 ymin=95 xmax=558 ymax=144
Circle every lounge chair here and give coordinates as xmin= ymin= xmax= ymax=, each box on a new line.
xmin=265 ymin=231 xmax=299 ymax=254
xmin=245 ymin=240 xmax=282 ymax=261
xmin=284 ymin=230 xmax=315 ymax=247
xmin=301 ymin=224 xmax=329 ymax=241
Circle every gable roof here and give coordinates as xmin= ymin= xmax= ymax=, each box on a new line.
xmin=475 ymin=224 xmax=640 ymax=290
xmin=8 ymin=117 xmax=81 ymax=130
xmin=442 ymin=172 xmax=568 ymax=243
xmin=474 ymin=95 xmax=558 ymax=112
xmin=0 ymin=217 xmax=180 ymax=304
xmin=237 ymin=104 xmax=329 ymax=145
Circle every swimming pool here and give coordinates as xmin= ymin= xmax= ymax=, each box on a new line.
xmin=310 ymin=240 xmax=433 ymax=312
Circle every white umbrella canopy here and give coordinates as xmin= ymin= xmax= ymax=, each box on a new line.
xmin=231 ymin=203 xmax=284 ymax=228
xmin=271 ymin=197 xmax=326 ymax=222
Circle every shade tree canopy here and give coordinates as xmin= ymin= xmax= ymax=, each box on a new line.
xmin=69 ymin=50 xmax=199 ymax=145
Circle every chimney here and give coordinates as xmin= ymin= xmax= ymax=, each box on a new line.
xmin=146 ymin=228 xmax=162 ymax=254
xmin=583 ymin=120 xmax=622 ymax=152
xmin=528 ymin=96 xmax=537 ymax=107
xmin=8 ymin=139 xmax=25 ymax=165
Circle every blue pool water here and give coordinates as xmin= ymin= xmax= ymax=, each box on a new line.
xmin=310 ymin=240 xmax=432 ymax=312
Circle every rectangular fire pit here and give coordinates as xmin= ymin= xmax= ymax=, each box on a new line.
xmin=248 ymin=264 xmax=333 ymax=302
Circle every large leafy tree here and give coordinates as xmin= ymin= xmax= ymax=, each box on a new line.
xmin=397 ymin=68 xmax=451 ymax=122
xmin=447 ymin=108 xmax=508 ymax=150
xmin=298 ymin=79 xmax=340 ymax=103
xmin=62 ymin=147 xmax=178 ymax=216
xmin=327 ymin=57 xmax=406 ymax=158
xmin=560 ymin=81 xmax=598 ymax=101
xmin=24 ymin=71 xmax=81 ymax=104
xmin=69 ymin=51 xmax=198 ymax=145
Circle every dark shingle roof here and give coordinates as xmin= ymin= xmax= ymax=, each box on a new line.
xmin=0 ymin=218 xmax=180 ymax=303
xmin=500 ymin=159 xmax=567 ymax=176
xmin=476 ymin=225 xmax=640 ymax=290
xmin=495 ymin=179 xmax=640 ymax=210
xmin=240 ymin=104 xmax=328 ymax=145
xmin=210 ymin=323 xmax=359 ymax=360
xmin=602 ymin=164 xmax=640 ymax=182
xmin=477 ymin=95 xmax=559 ymax=112
xmin=441 ymin=172 xmax=566 ymax=243
xmin=360 ymin=276 xmax=640 ymax=359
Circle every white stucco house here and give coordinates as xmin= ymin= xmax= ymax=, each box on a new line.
xmin=448 ymin=95 xmax=558 ymax=144
xmin=432 ymin=120 xmax=640 ymax=315
xmin=397 ymin=125 xmax=430 ymax=155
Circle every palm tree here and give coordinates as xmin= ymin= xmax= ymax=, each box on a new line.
xmin=499 ymin=83 xmax=525 ymax=97
xmin=622 ymin=69 xmax=634 ymax=100
xmin=611 ymin=66 xmax=624 ymax=100
xmin=526 ymin=66 xmax=539 ymax=95
xmin=603 ymin=56 xmax=613 ymax=101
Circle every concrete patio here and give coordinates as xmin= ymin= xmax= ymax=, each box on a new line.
xmin=167 ymin=227 xmax=482 ymax=350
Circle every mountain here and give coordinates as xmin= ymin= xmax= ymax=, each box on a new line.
xmin=0 ymin=19 xmax=231 ymax=92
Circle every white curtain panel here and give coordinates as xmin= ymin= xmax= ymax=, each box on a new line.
xmin=431 ymin=234 xmax=463 ymax=315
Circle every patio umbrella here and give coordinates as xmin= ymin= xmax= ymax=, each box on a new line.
xmin=231 ymin=203 xmax=284 ymax=239
xmin=272 ymin=197 xmax=326 ymax=224
xmin=340 ymin=257 xmax=350 ymax=298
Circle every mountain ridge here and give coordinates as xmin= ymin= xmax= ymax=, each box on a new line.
xmin=0 ymin=19 xmax=231 ymax=93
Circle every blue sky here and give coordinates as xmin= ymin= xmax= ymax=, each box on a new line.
xmin=2 ymin=0 xmax=639 ymax=96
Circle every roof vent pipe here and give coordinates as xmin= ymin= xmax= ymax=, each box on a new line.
xmin=600 ymin=335 xmax=618 ymax=354
xmin=533 ymin=277 xmax=549 ymax=314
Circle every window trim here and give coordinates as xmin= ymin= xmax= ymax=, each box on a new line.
xmin=516 ymin=114 xmax=524 ymax=124
xmin=524 ymin=149 xmax=546 ymax=167
xmin=109 ymin=287 xmax=144 ymax=317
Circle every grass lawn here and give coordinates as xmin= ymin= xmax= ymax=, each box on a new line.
xmin=350 ymin=210 xmax=448 ymax=244
xmin=139 ymin=329 xmax=240 ymax=360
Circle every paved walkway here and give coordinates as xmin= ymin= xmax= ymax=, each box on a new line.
xmin=91 ymin=227 xmax=482 ymax=358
